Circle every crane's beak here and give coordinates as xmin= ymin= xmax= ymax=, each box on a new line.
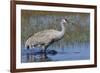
xmin=65 ymin=18 xmax=75 ymax=26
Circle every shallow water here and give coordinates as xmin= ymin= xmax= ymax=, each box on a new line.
xmin=21 ymin=42 xmax=90 ymax=63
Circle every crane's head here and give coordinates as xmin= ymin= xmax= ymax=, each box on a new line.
xmin=61 ymin=18 xmax=69 ymax=25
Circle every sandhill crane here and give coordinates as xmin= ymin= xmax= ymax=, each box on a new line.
xmin=25 ymin=18 xmax=69 ymax=53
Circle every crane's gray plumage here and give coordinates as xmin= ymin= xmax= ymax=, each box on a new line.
xmin=25 ymin=18 xmax=68 ymax=52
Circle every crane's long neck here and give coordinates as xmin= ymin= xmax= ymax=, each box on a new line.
xmin=59 ymin=22 xmax=65 ymax=38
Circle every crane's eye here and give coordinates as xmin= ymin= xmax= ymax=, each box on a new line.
xmin=65 ymin=19 xmax=68 ymax=22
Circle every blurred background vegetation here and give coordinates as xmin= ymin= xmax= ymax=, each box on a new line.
xmin=21 ymin=10 xmax=90 ymax=49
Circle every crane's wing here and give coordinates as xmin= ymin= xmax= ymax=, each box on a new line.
xmin=31 ymin=29 xmax=60 ymax=44
xmin=34 ymin=29 xmax=59 ymax=38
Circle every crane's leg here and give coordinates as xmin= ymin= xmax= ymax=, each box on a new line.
xmin=41 ymin=46 xmax=48 ymax=59
xmin=41 ymin=46 xmax=45 ymax=53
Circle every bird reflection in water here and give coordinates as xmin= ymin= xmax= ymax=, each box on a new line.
xmin=23 ymin=48 xmax=57 ymax=62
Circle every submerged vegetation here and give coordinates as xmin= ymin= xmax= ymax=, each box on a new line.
xmin=21 ymin=10 xmax=90 ymax=49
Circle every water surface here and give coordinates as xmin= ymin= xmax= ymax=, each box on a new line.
xmin=21 ymin=42 xmax=90 ymax=63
